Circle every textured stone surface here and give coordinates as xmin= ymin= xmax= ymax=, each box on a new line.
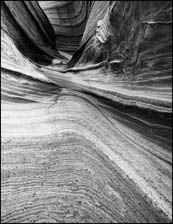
xmin=38 ymin=1 xmax=92 ymax=55
xmin=1 ymin=1 xmax=172 ymax=223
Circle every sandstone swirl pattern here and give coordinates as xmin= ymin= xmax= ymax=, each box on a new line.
xmin=1 ymin=1 xmax=172 ymax=223
xmin=38 ymin=1 xmax=92 ymax=55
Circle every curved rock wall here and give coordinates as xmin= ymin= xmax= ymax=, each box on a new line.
xmin=1 ymin=1 xmax=67 ymax=64
xmin=69 ymin=1 xmax=172 ymax=113
xmin=1 ymin=1 xmax=172 ymax=223
xmin=38 ymin=1 xmax=92 ymax=55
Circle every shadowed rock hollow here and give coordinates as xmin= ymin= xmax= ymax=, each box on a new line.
xmin=1 ymin=1 xmax=172 ymax=223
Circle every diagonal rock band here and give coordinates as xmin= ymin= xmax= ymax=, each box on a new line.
xmin=1 ymin=1 xmax=172 ymax=223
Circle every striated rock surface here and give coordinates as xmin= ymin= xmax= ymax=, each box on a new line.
xmin=1 ymin=1 xmax=172 ymax=223
xmin=38 ymin=1 xmax=92 ymax=55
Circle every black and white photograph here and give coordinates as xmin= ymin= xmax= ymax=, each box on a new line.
xmin=1 ymin=1 xmax=172 ymax=223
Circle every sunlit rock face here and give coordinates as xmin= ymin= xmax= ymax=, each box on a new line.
xmin=1 ymin=1 xmax=172 ymax=223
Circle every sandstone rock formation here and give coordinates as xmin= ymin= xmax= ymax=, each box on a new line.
xmin=1 ymin=1 xmax=172 ymax=223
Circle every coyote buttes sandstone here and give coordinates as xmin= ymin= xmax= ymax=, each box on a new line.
xmin=1 ymin=1 xmax=172 ymax=223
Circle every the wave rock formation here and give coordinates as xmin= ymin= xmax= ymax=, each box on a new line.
xmin=1 ymin=1 xmax=172 ymax=223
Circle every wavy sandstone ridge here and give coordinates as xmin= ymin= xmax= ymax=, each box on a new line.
xmin=1 ymin=1 xmax=172 ymax=223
